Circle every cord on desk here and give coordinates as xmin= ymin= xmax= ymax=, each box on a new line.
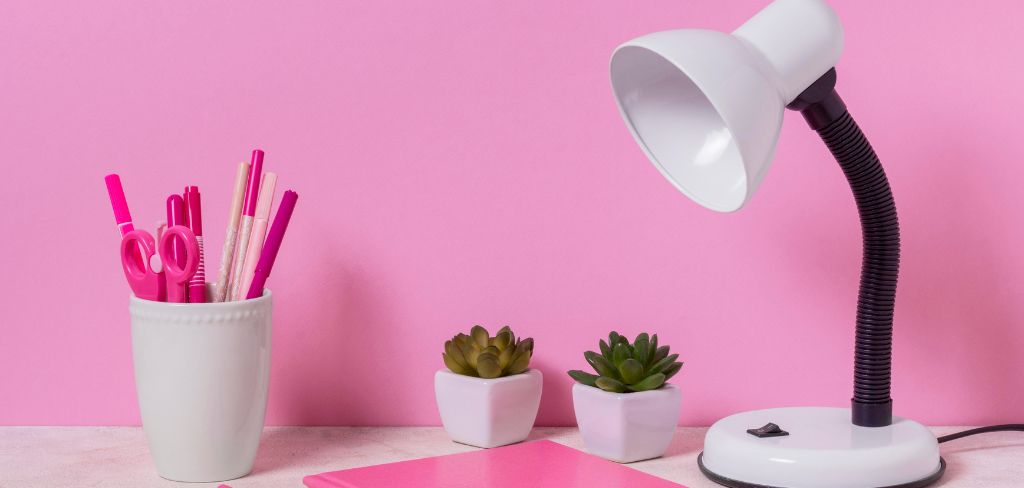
xmin=937 ymin=424 xmax=1024 ymax=443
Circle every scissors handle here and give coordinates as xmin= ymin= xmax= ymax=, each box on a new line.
xmin=160 ymin=225 xmax=199 ymax=303
xmin=120 ymin=230 xmax=166 ymax=301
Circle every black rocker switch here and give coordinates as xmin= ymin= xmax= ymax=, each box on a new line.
xmin=747 ymin=422 xmax=789 ymax=438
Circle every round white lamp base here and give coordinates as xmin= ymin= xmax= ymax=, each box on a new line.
xmin=698 ymin=407 xmax=944 ymax=488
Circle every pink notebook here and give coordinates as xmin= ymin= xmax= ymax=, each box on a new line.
xmin=303 ymin=440 xmax=685 ymax=488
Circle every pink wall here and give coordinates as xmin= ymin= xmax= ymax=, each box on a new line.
xmin=2 ymin=1 xmax=1023 ymax=426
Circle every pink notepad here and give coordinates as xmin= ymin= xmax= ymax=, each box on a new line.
xmin=303 ymin=440 xmax=684 ymax=488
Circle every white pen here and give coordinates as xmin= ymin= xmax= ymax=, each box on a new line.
xmin=236 ymin=172 xmax=277 ymax=300
xmin=213 ymin=161 xmax=250 ymax=301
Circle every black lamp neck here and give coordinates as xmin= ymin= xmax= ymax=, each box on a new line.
xmin=787 ymin=68 xmax=847 ymax=129
xmin=787 ymin=68 xmax=899 ymax=428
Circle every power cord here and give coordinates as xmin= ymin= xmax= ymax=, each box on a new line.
xmin=937 ymin=424 xmax=1024 ymax=444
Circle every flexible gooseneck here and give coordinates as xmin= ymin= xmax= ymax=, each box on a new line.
xmin=788 ymin=69 xmax=898 ymax=427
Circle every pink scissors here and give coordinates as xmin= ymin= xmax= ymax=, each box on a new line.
xmin=120 ymin=225 xmax=199 ymax=302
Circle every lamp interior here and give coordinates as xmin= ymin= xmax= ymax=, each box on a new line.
xmin=611 ymin=46 xmax=747 ymax=212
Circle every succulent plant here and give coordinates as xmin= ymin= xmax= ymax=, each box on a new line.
xmin=568 ymin=331 xmax=682 ymax=393
xmin=443 ymin=325 xmax=534 ymax=379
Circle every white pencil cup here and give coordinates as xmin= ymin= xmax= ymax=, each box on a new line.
xmin=129 ymin=289 xmax=272 ymax=482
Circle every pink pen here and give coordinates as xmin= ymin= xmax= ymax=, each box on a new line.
xmin=186 ymin=186 xmax=207 ymax=303
xmin=236 ymin=172 xmax=276 ymax=300
xmin=166 ymin=194 xmax=188 ymax=302
xmin=227 ymin=149 xmax=264 ymax=301
xmin=246 ymin=190 xmax=297 ymax=300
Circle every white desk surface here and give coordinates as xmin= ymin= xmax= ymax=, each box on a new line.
xmin=1 ymin=426 xmax=1021 ymax=487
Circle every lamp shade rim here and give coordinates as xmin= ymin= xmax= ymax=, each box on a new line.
xmin=610 ymin=37 xmax=784 ymax=212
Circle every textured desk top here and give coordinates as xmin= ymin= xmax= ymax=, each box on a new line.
xmin=1 ymin=426 xmax=1021 ymax=487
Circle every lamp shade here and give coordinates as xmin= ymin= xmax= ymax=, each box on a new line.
xmin=610 ymin=0 xmax=843 ymax=212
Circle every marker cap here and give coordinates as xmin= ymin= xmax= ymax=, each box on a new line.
xmin=242 ymin=149 xmax=264 ymax=216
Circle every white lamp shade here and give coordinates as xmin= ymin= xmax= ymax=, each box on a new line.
xmin=610 ymin=0 xmax=843 ymax=212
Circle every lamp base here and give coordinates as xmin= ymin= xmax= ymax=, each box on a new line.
xmin=698 ymin=407 xmax=944 ymax=488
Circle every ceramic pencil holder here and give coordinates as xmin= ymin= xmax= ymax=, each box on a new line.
xmin=129 ymin=288 xmax=272 ymax=483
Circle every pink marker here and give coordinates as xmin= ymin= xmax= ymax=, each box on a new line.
xmin=227 ymin=149 xmax=264 ymax=301
xmin=237 ymin=172 xmax=276 ymax=300
xmin=182 ymin=187 xmax=191 ymax=229
xmin=246 ymin=190 xmax=297 ymax=299
xmin=105 ymin=174 xmax=145 ymax=267
xmin=104 ymin=174 xmax=135 ymax=236
xmin=186 ymin=186 xmax=207 ymax=303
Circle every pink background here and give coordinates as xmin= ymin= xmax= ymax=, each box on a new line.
xmin=2 ymin=1 xmax=1022 ymax=426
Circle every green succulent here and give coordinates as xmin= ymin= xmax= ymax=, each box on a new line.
xmin=443 ymin=325 xmax=534 ymax=379
xmin=568 ymin=331 xmax=682 ymax=393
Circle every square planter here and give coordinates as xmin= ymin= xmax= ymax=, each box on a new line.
xmin=572 ymin=382 xmax=680 ymax=463
xmin=434 ymin=369 xmax=543 ymax=448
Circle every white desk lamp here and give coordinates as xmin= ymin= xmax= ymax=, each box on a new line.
xmin=609 ymin=0 xmax=945 ymax=486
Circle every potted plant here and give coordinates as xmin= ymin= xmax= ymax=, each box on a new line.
xmin=568 ymin=331 xmax=683 ymax=463
xmin=435 ymin=325 xmax=541 ymax=448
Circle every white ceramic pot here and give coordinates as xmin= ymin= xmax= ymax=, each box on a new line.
xmin=572 ymin=382 xmax=681 ymax=463
xmin=130 ymin=289 xmax=272 ymax=482
xmin=434 ymin=369 xmax=543 ymax=448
